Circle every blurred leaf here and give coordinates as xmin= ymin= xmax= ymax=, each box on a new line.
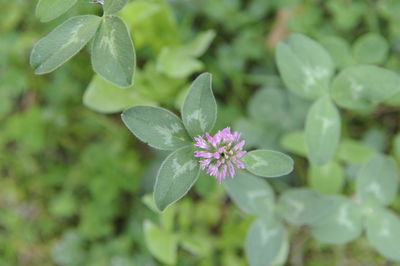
xmin=121 ymin=106 xmax=191 ymax=150
xmin=320 ymin=36 xmax=352 ymax=68
xmin=242 ymin=150 xmax=294 ymax=178
xmin=144 ymin=220 xmax=178 ymax=265
xmin=305 ymin=96 xmax=341 ymax=166
xmin=183 ymin=30 xmax=216 ymax=57
xmin=308 ymin=161 xmax=345 ymax=195
xmin=276 ymin=33 xmax=334 ymax=99
xmin=91 ymin=16 xmax=135 ymax=88
xmin=83 ymin=75 xmax=155 ymax=113
xmin=331 ymin=65 xmax=400 ymax=111
xmin=182 ymin=73 xmax=216 ymax=138
xmin=245 ymin=218 xmax=287 ymax=266
xmin=356 ymin=154 xmax=399 ymax=206
xmin=280 ymin=131 xmax=307 ymax=156
xmin=30 ymin=15 xmax=101 ymax=74
xmin=154 ymin=146 xmax=200 ymax=211
xmin=337 ymin=139 xmax=375 ymax=163
xmin=35 ymin=0 xmax=77 ymax=22
xmin=52 ymin=232 xmax=85 ymax=266
xmin=223 ymin=171 xmax=274 ymax=217
xmin=104 ymin=0 xmax=128 ymax=15
xmin=311 ymin=196 xmax=363 ymax=244
xmin=277 ymin=188 xmax=332 ymax=226
xmin=352 ymin=33 xmax=388 ymax=64
xmin=366 ymin=208 xmax=400 ymax=261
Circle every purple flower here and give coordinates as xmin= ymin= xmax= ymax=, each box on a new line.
xmin=194 ymin=127 xmax=247 ymax=184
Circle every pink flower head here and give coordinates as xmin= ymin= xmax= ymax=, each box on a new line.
xmin=194 ymin=127 xmax=247 ymax=184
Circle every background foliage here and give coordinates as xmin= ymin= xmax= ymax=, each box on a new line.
xmin=1 ymin=0 xmax=400 ymax=265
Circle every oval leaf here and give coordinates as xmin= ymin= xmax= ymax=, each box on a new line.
xmin=245 ymin=218 xmax=287 ymax=266
xmin=154 ymin=146 xmax=200 ymax=211
xmin=310 ymin=196 xmax=363 ymax=244
xmin=276 ymin=33 xmax=335 ymax=99
xmin=30 ymin=15 xmax=101 ymax=74
xmin=366 ymin=208 xmax=400 ymax=261
xmin=242 ymin=150 xmax=294 ymax=178
xmin=181 ymin=73 xmax=217 ymax=138
xmin=331 ymin=65 xmax=400 ymax=111
xmin=356 ymin=154 xmax=399 ymax=206
xmin=277 ymin=188 xmax=333 ymax=226
xmin=143 ymin=220 xmax=178 ymax=265
xmin=91 ymin=16 xmax=135 ymax=88
xmin=223 ymin=171 xmax=274 ymax=217
xmin=83 ymin=75 xmax=155 ymax=114
xmin=121 ymin=106 xmax=191 ymax=150
xmin=352 ymin=33 xmax=388 ymax=64
xmin=103 ymin=0 xmax=128 ymax=15
xmin=305 ymin=95 xmax=341 ymax=166
xmin=36 ymin=0 xmax=77 ymax=22
xmin=308 ymin=161 xmax=345 ymax=195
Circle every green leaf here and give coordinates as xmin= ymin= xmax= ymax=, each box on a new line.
xmin=143 ymin=220 xmax=178 ymax=265
xmin=320 ymin=36 xmax=352 ymax=68
xmin=242 ymin=150 xmax=293 ymax=178
xmin=223 ymin=171 xmax=274 ymax=216
xmin=331 ymin=65 xmax=400 ymax=111
xmin=103 ymin=0 xmax=128 ymax=15
xmin=276 ymin=33 xmax=335 ymax=99
xmin=157 ymin=47 xmax=203 ymax=78
xmin=356 ymin=154 xmax=399 ymax=206
xmin=305 ymin=95 xmax=341 ymax=166
xmin=245 ymin=218 xmax=287 ymax=266
xmin=353 ymin=33 xmax=388 ymax=64
xmin=121 ymin=106 xmax=191 ymax=150
xmin=35 ymin=0 xmax=77 ymax=22
xmin=30 ymin=15 xmax=101 ymax=74
xmin=308 ymin=161 xmax=345 ymax=195
xmin=337 ymin=139 xmax=375 ymax=164
xmin=154 ymin=146 xmax=200 ymax=211
xmin=277 ymin=188 xmax=332 ymax=226
xmin=83 ymin=75 xmax=155 ymax=113
xmin=366 ymin=208 xmax=400 ymax=261
xmin=311 ymin=196 xmax=363 ymax=244
xmin=181 ymin=73 xmax=217 ymax=138
xmin=156 ymin=31 xmax=214 ymax=78
xmin=91 ymin=16 xmax=135 ymax=88
xmin=280 ymin=131 xmax=307 ymax=156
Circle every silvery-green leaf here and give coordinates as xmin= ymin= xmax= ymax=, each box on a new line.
xmin=305 ymin=95 xmax=341 ymax=166
xmin=91 ymin=16 xmax=135 ymax=88
xmin=223 ymin=171 xmax=274 ymax=217
xmin=143 ymin=220 xmax=178 ymax=265
xmin=245 ymin=217 xmax=287 ymax=266
xmin=356 ymin=154 xmax=399 ymax=206
xmin=83 ymin=75 xmax=155 ymax=114
xmin=242 ymin=150 xmax=293 ymax=178
xmin=276 ymin=33 xmax=335 ymax=99
xmin=308 ymin=161 xmax=345 ymax=195
xmin=36 ymin=0 xmax=77 ymax=22
xmin=181 ymin=73 xmax=217 ymax=138
xmin=310 ymin=196 xmax=363 ymax=244
xmin=154 ymin=146 xmax=200 ymax=211
xmin=366 ymin=208 xmax=400 ymax=261
xmin=30 ymin=15 xmax=101 ymax=74
xmin=320 ymin=36 xmax=352 ymax=68
xmin=103 ymin=0 xmax=128 ymax=15
xmin=352 ymin=33 xmax=388 ymax=64
xmin=277 ymin=188 xmax=333 ymax=226
xmin=121 ymin=106 xmax=191 ymax=150
xmin=331 ymin=65 xmax=400 ymax=111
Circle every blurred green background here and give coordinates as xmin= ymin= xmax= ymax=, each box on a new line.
xmin=1 ymin=0 xmax=400 ymax=265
